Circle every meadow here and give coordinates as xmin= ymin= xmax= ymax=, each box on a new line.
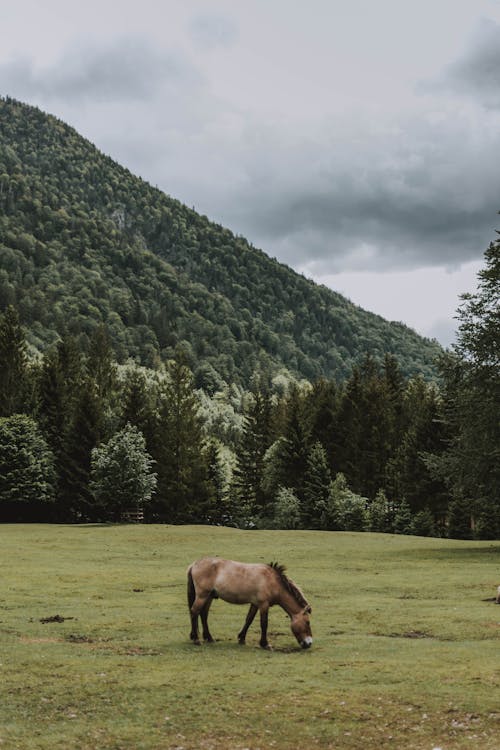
xmin=0 ymin=524 xmax=499 ymax=750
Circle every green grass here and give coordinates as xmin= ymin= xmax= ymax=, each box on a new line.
xmin=1 ymin=525 xmax=499 ymax=749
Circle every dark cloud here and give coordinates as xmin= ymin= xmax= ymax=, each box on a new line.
xmin=0 ymin=37 xmax=200 ymax=103
xmin=213 ymin=117 xmax=500 ymax=273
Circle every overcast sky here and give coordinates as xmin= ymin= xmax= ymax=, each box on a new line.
xmin=2 ymin=0 xmax=500 ymax=346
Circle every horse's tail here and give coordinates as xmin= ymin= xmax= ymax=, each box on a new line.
xmin=187 ymin=565 xmax=196 ymax=611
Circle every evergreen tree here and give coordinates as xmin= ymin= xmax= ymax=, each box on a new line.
xmin=205 ymin=440 xmax=231 ymax=525
xmin=335 ymin=359 xmax=397 ymax=498
xmin=302 ymin=441 xmax=332 ymax=527
xmin=278 ymin=386 xmax=310 ymax=500
xmin=37 ymin=337 xmax=87 ymax=520
xmin=367 ymin=489 xmax=393 ymax=533
xmin=151 ymin=355 xmax=207 ymax=522
xmin=0 ymin=306 xmax=29 ymax=416
xmin=60 ymin=378 xmax=103 ymax=521
xmin=304 ymin=379 xmax=339 ymax=470
xmin=232 ymin=386 xmax=272 ymax=519
xmin=447 ymin=495 xmax=473 ymax=540
xmin=87 ymin=324 xmax=117 ymax=438
xmin=390 ymin=378 xmax=449 ymax=522
xmin=429 ymin=242 xmax=499 ymax=532
xmin=118 ymin=367 xmax=157 ymax=456
xmin=0 ymin=414 xmax=56 ymax=521
xmin=474 ymin=497 xmax=500 ymax=541
xmin=411 ymin=507 xmax=436 ymax=537
xmin=394 ymin=499 xmax=413 ymax=535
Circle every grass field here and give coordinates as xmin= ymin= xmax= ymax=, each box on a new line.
xmin=0 ymin=524 xmax=499 ymax=750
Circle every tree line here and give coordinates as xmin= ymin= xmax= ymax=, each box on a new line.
xmin=0 ymin=241 xmax=498 ymax=537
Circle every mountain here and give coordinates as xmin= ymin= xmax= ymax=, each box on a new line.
xmin=0 ymin=97 xmax=441 ymax=385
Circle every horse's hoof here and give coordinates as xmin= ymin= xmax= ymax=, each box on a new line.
xmin=192 ymin=639 xmax=201 ymax=646
xmin=260 ymin=643 xmax=273 ymax=651
xmin=238 ymin=639 xmax=246 ymax=645
xmin=204 ymin=637 xmax=214 ymax=643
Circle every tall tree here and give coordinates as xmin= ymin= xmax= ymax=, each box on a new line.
xmin=0 ymin=306 xmax=29 ymax=416
xmin=302 ymin=441 xmax=332 ymax=527
xmin=428 ymin=241 xmax=500 ymax=536
xmin=232 ymin=386 xmax=272 ymax=519
xmin=151 ymin=355 xmax=208 ymax=522
xmin=60 ymin=378 xmax=103 ymax=521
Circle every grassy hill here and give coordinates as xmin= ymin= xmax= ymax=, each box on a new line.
xmin=1 ymin=524 xmax=499 ymax=749
xmin=0 ymin=97 xmax=441 ymax=385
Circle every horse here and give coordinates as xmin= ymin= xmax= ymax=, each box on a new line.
xmin=187 ymin=557 xmax=313 ymax=650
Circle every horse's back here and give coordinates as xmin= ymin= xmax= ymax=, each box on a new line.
xmin=189 ymin=557 xmax=274 ymax=606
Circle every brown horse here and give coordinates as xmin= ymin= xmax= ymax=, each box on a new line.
xmin=187 ymin=557 xmax=313 ymax=650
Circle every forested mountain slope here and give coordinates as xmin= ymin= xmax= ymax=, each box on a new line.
xmin=0 ymin=97 xmax=441 ymax=385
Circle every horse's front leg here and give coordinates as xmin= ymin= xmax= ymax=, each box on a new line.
xmin=238 ymin=604 xmax=258 ymax=644
xmin=200 ymin=597 xmax=215 ymax=643
xmin=259 ymin=606 xmax=271 ymax=650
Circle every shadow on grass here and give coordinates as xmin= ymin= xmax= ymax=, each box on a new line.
xmin=396 ymin=543 xmax=500 ymax=559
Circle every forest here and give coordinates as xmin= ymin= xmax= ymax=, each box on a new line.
xmin=0 ymin=96 xmax=440 ymax=385
xmin=0 ymin=237 xmax=498 ymax=537
xmin=0 ymin=97 xmax=498 ymax=538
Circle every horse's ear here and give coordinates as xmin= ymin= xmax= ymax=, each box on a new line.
xmin=305 ymin=605 xmax=312 ymax=614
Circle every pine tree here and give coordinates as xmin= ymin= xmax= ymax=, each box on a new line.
xmin=0 ymin=306 xmax=29 ymax=416
xmin=411 ymin=507 xmax=436 ymax=537
xmin=204 ymin=440 xmax=231 ymax=525
xmin=60 ymin=378 xmax=103 ymax=521
xmin=0 ymin=414 xmax=56 ymax=521
xmin=431 ymin=242 xmax=499 ymax=529
xmin=305 ymin=379 xmax=339 ymax=470
xmin=474 ymin=497 xmax=500 ymax=541
xmin=278 ymin=386 xmax=310 ymax=500
xmin=394 ymin=499 xmax=413 ymax=535
xmin=302 ymin=441 xmax=332 ymax=527
xmin=232 ymin=387 xmax=272 ymax=519
xmin=368 ymin=489 xmax=393 ymax=533
xmin=87 ymin=324 xmax=117 ymax=437
xmin=152 ymin=355 xmax=208 ymax=522
xmin=447 ymin=496 xmax=473 ymax=540
xmin=37 ymin=337 xmax=84 ymax=520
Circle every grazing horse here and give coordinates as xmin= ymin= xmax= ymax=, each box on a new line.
xmin=187 ymin=557 xmax=313 ymax=650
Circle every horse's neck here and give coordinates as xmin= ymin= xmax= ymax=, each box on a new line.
xmin=276 ymin=587 xmax=303 ymax=617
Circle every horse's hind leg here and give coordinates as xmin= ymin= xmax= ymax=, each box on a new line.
xmin=200 ymin=596 xmax=215 ymax=642
xmin=238 ymin=604 xmax=258 ymax=644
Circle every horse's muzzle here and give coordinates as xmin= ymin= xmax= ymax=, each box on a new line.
xmin=301 ymin=637 xmax=313 ymax=649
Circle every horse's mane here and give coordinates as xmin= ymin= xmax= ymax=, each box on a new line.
xmin=268 ymin=562 xmax=309 ymax=608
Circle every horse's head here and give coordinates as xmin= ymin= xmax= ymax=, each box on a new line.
xmin=291 ymin=605 xmax=313 ymax=649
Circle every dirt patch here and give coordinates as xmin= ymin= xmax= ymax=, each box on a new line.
xmin=388 ymin=630 xmax=434 ymax=639
xmin=66 ymin=633 xmax=94 ymax=643
xmin=39 ymin=614 xmax=76 ymax=624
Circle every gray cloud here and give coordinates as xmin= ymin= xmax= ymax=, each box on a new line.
xmin=0 ymin=36 xmax=201 ymax=103
xmin=207 ymin=115 xmax=500 ymax=273
xmin=188 ymin=12 xmax=238 ymax=50
xmin=424 ymin=20 xmax=500 ymax=109
xmin=1 ymin=30 xmax=497 ymax=279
